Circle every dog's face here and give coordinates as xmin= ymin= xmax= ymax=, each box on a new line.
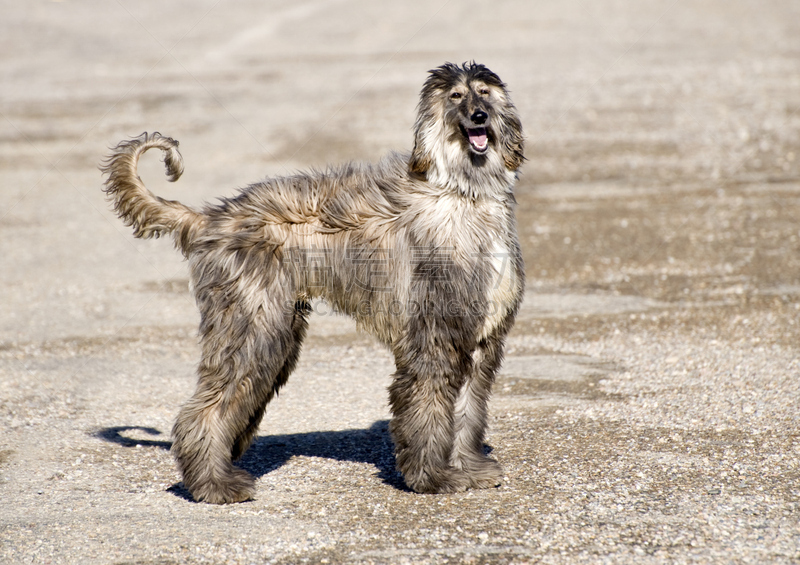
xmin=410 ymin=62 xmax=524 ymax=183
xmin=443 ymin=69 xmax=504 ymax=157
xmin=449 ymin=80 xmax=494 ymax=156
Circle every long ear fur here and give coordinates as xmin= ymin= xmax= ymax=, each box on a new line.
xmin=408 ymin=64 xmax=460 ymax=178
xmin=498 ymin=109 xmax=525 ymax=171
xmin=409 ymin=140 xmax=431 ymax=177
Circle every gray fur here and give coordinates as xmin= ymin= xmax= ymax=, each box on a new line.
xmin=100 ymin=62 xmax=525 ymax=503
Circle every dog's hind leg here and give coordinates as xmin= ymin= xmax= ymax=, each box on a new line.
xmin=450 ymin=334 xmax=506 ymax=489
xmin=230 ymin=300 xmax=310 ymax=461
xmin=171 ymin=280 xmax=300 ymax=504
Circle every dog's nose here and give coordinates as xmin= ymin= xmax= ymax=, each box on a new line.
xmin=471 ymin=110 xmax=488 ymax=125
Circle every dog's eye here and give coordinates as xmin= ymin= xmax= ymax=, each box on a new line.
xmin=449 ymin=92 xmax=462 ymax=101
xmin=478 ymin=88 xmax=490 ymax=97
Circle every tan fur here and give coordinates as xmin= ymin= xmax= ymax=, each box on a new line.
xmin=101 ymin=62 xmax=525 ymax=503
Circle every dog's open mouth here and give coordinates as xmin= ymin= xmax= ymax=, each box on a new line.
xmin=460 ymin=125 xmax=489 ymax=153
xmin=465 ymin=127 xmax=489 ymax=153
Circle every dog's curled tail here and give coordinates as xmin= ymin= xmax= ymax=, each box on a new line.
xmin=101 ymin=132 xmax=204 ymax=254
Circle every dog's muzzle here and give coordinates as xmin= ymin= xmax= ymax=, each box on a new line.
xmin=465 ymin=110 xmax=489 ymax=153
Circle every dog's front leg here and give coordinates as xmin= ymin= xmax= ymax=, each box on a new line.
xmin=450 ymin=336 xmax=505 ymax=489
xmin=388 ymin=360 xmax=470 ymax=494
xmin=387 ymin=290 xmax=481 ymax=495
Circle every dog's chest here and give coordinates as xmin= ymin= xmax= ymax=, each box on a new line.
xmin=412 ymin=194 xmax=519 ymax=335
xmin=413 ymin=194 xmax=507 ymax=252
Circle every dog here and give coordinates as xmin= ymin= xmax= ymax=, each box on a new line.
xmin=101 ymin=62 xmax=525 ymax=504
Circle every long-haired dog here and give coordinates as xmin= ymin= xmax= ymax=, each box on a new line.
xmin=101 ymin=62 xmax=525 ymax=504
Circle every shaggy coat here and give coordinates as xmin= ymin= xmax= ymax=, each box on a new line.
xmin=101 ymin=62 xmax=525 ymax=504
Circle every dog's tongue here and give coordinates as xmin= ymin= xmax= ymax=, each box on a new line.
xmin=468 ymin=128 xmax=488 ymax=150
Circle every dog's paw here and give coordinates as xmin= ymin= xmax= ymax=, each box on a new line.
xmin=404 ymin=467 xmax=471 ymax=494
xmin=189 ymin=467 xmax=255 ymax=504
xmin=462 ymin=456 xmax=503 ymax=489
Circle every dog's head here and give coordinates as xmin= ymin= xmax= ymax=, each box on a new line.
xmin=409 ymin=62 xmax=524 ymax=185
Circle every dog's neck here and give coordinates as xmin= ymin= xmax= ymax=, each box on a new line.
xmin=424 ymin=142 xmax=517 ymax=202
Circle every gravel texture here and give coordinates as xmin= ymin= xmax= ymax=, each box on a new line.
xmin=1 ymin=0 xmax=799 ymax=563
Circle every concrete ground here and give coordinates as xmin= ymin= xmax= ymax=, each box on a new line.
xmin=1 ymin=0 xmax=799 ymax=563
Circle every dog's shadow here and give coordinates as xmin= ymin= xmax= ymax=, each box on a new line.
xmin=95 ymin=420 xmax=406 ymax=501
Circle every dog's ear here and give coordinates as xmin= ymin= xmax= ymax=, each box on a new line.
xmin=408 ymin=141 xmax=431 ymax=177
xmin=499 ymin=111 xmax=525 ymax=171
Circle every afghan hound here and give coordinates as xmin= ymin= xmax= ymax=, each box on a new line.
xmin=101 ymin=62 xmax=525 ymax=504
